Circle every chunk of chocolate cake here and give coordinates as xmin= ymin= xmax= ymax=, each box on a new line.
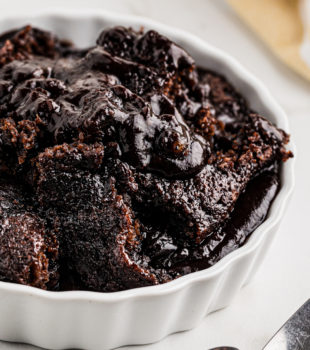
xmin=0 ymin=25 xmax=292 ymax=292
xmin=0 ymin=178 xmax=58 ymax=289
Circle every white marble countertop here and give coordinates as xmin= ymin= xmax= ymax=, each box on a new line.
xmin=0 ymin=1 xmax=309 ymax=349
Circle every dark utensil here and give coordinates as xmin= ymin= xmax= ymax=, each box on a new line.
xmin=209 ymin=299 xmax=310 ymax=350
xmin=209 ymin=348 xmax=239 ymax=350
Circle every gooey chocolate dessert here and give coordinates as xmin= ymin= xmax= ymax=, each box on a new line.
xmin=0 ymin=25 xmax=292 ymax=292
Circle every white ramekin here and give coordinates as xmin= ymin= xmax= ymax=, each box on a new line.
xmin=0 ymin=10 xmax=295 ymax=350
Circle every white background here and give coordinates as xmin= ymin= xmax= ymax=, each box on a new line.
xmin=0 ymin=1 xmax=309 ymax=349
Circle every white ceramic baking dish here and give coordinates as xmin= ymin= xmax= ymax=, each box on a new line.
xmin=0 ymin=9 xmax=295 ymax=350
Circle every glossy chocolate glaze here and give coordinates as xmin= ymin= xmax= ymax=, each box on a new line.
xmin=0 ymin=26 xmax=292 ymax=291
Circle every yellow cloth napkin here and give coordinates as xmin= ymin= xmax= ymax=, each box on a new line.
xmin=228 ymin=0 xmax=310 ymax=81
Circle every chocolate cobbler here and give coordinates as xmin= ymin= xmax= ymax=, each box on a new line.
xmin=0 ymin=26 xmax=292 ymax=292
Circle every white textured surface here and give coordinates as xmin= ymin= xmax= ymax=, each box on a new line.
xmin=0 ymin=1 xmax=309 ymax=350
